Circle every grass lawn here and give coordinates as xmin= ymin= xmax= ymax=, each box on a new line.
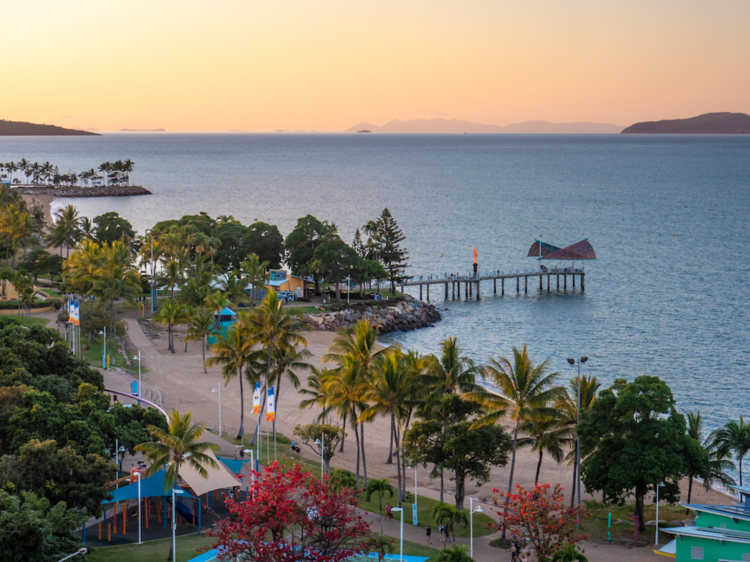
xmin=357 ymin=491 xmax=496 ymax=539
xmin=1 ymin=315 xmax=50 ymax=327
xmin=580 ymin=501 xmax=694 ymax=544
xmin=81 ymin=337 xmax=135 ymax=371
xmin=86 ymin=533 xmax=441 ymax=562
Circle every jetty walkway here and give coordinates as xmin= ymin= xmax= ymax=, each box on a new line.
xmin=401 ymin=266 xmax=586 ymax=301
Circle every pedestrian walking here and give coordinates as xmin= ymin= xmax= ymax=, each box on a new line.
xmin=426 ymin=526 xmax=432 ymax=544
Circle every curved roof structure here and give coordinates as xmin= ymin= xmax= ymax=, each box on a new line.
xmin=540 ymin=239 xmax=596 ymax=260
xmin=527 ymin=240 xmax=561 ymax=257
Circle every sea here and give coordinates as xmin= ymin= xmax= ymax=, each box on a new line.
xmin=2 ymin=132 xmax=749 ymax=457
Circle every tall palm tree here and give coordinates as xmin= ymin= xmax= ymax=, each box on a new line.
xmin=323 ymin=320 xmax=387 ymax=483
xmin=365 ymin=478 xmax=396 ymax=534
xmin=17 ymin=159 xmax=29 ymax=184
xmin=517 ymin=411 xmax=573 ymax=484
xmin=463 ymin=345 xmax=563 ymax=538
xmin=47 ymin=204 xmax=82 ymax=257
xmin=555 ymin=374 xmax=601 ymax=507
xmin=299 ymin=366 xmax=336 ymax=421
xmin=715 ymin=417 xmax=750 ymax=486
xmin=686 ymin=412 xmax=736 ymax=505
xmin=135 ymin=408 xmax=220 ymax=562
xmin=218 ymin=271 xmax=250 ymax=307
xmin=90 ymin=241 xmax=141 ymax=340
xmin=185 ymin=309 xmax=216 ymax=373
xmin=360 ymin=348 xmax=421 ymax=506
xmin=241 ymin=290 xmax=309 ymax=441
xmin=205 ymin=322 xmax=252 ymax=440
xmin=240 ymin=254 xmax=270 ymax=302
xmin=154 ymin=299 xmax=185 ymax=353
xmin=159 ymin=258 xmax=183 ymax=299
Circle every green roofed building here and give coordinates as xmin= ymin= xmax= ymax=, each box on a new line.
xmin=658 ymin=486 xmax=750 ymax=561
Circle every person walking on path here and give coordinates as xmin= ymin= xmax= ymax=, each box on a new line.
xmin=426 ymin=526 xmax=432 ymax=545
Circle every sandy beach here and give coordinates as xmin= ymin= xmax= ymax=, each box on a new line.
xmin=21 ymin=193 xmax=56 ymax=226
xmin=111 ymin=310 xmax=732 ymax=508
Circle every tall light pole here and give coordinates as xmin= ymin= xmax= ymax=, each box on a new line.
xmin=392 ymin=507 xmax=404 ymax=561
xmin=315 ymin=434 xmax=325 ymax=478
xmin=346 ymin=275 xmax=350 ymax=304
xmin=136 ymin=471 xmax=142 ymax=544
xmin=567 ymin=355 xmax=588 ymax=517
xmin=244 ymin=449 xmax=255 ymax=483
xmin=408 ymin=465 xmax=418 ymax=525
xmin=133 ymin=352 xmax=141 ymax=405
xmin=212 ymin=386 xmax=222 ymax=436
xmin=470 ymin=497 xmax=483 ymax=558
xmin=172 ymin=487 xmax=185 ymax=561
xmin=100 ymin=328 xmax=106 ymax=369
xmin=656 ymin=482 xmax=665 ymax=545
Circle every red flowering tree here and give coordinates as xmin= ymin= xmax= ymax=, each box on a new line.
xmin=491 ymin=483 xmax=590 ymax=562
xmin=212 ymin=463 xmax=372 ymax=562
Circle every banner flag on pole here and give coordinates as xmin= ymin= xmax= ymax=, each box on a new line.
xmin=252 ymin=382 xmax=261 ymax=415
xmin=68 ymin=299 xmax=75 ymax=324
xmin=266 ymin=387 xmax=275 ymax=422
xmin=74 ymin=300 xmax=80 ymax=326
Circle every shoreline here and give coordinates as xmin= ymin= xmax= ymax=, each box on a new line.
xmin=15 ymin=185 xmax=151 ymax=198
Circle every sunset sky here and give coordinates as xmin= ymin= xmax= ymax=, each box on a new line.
xmin=5 ymin=0 xmax=750 ymax=132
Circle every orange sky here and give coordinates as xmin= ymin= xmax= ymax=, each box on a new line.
xmin=4 ymin=0 xmax=750 ymax=132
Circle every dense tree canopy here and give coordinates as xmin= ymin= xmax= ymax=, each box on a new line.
xmin=578 ymin=375 xmax=708 ymax=531
xmin=93 ymin=211 xmax=135 ymax=245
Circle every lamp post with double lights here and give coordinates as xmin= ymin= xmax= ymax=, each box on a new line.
xmin=567 ymin=355 xmax=588 ymax=516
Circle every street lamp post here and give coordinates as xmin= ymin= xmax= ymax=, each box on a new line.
xmin=100 ymin=328 xmax=106 ymax=369
xmin=470 ymin=497 xmax=484 ymax=558
xmin=408 ymin=465 xmax=418 ymax=525
xmin=133 ymin=352 xmax=141 ymax=405
xmin=346 ymin=275 xmax=350 ymax=304
xmin=172 ymin=487 xmax=185 ymax=561
xmin=656 ymin=482 xmax=665 ymax=545
xmin=136 ymin=471 xmax=142 ymax=544
xmin=567 ymin=355 xmax=588 ymax=517
xmin=244 ymin=449 xmax=255 ymax=483
xmin=315 ymin=434 xmax=325 ymax=478
xmin=117 ymin=445 xmax=126 ymax=477
xmin=212 ymin=386 xmax=222 ymax=436
xmin=392 ymin=507 xmax=404 ymax=561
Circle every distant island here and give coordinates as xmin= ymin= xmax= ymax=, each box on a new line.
xmin=621 ymin=112 xmax=750 ymax=134
xmin=0 ymin=119 xmax=98 ymax=136
xmin=345 ymin=118 xmax=624 ymax=134
xmin=120 ymin=128 xmax=166 ymax=132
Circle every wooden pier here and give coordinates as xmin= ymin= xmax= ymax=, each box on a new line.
xmin=401 ymin=268 xmax=585 ymax=301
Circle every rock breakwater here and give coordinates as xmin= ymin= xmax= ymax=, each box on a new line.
xmin=15 ymin=185 xmax=152 ymax=197
xmin=303 ymin=296 xmax=441 ymax=334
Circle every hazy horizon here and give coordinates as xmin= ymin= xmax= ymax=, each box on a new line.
xmin=5 ymin=0 xmax=750 ymax=132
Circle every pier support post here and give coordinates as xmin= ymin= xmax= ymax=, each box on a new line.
xmin=557 ymin=274 xmax=559 ymax=289
xmin=457 ymin=282 xmax=460 ymax=299
xmin=564 ymin=275 xmax=567 ymax=290
xmin=445 ymin=283 xmax=448 ymax=300
xmin=517 ymin=277 xmax=519 ymax=293
xmin=539 ymin=275 xmax=543 ymax=290
xmin=548 ymin=273 xmax=551 ymax=291
xmin=582 ymin=273 xmax=585 ymax=291
xmin=468 ymin=282 xmax=472 ymax=297
xmin=477 ymin=281 xmax=480 ymax=299
xmin=494 ymin=279 xmax=497 ymax=294
xmin=525 ymin=276 xmax=528 ymax=293
xmin=502 ymin=278 xmax=505 ymax=295
xmin=419 ymin=285 xmax=423 ymax=300
xmin=573 ymin=274 xmax=576 ymax=288
xmin=427 ymin=284 xmax=430 ymax=302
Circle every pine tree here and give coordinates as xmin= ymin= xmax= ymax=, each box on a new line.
xmin=365 ymin=208 xmax=409 ymax=294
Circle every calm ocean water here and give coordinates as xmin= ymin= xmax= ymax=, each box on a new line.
xmin=2 ymin=133 xmax=749 ymax=450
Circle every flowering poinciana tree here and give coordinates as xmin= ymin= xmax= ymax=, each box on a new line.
xmin=212 ymin=463 xmax=372 ymax=562
xmin=492 ymin=483 xmax=590 ymax=562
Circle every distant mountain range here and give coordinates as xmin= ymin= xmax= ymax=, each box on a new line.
xmin=0 ymin=119 xmax=97 ymax=136
xmin=345 ymin=118 xmax=625 ymax=134
xmin=621 ymin=112 xmax=750 ymax=134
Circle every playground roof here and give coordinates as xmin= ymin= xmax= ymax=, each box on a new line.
xmin=179 ymin=450 xmax=242 ymax=497
xmin=217 ymin=456 xmax=252 ymax=476
xmin=540 ymin=239 xmax=596 ymax=261
xmin=103 ymin=470 xmax=183 ymax=503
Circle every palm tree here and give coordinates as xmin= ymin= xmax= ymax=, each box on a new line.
xmin=79 ymin=217 xmax=95 ymax=240
xmin=555 ymin=374 xmax=601 ymax=506
xmin=365 ymin=478 xmax=396 ymax=535
xmin=517 ymin=411 xmax=573 ymax=484
xmin=685 ymin=412 xmax=736 ymax=505
xmin=205 ymin=322 xmax=252 ymax=440
xmin=241 ymin=290 xmax=309 ymax=441
xmin=323 ymin=320 xmax=387 ymax=483
xmin=715 ymin=417 xmax=750 ymax=486
xmin=90 ymin=242 xmax=141 ymax=337
xmin=241 ymin=254 xmax=270 ymax=302
xmin=159 ymin=259 xmax=182 ymax=299
xmin=185 ymin=309 xmax=216 ymax=373
xmin=434 ymin=544 xmax=473 ymax=562
xmin=4 ymin=162 xmax=17 ymax=184
xmin=463 ymin=345 xmax=562 ymax=538
xmin=419 ymin=336 xmax=480 ymax=500
xmin=135 ymin=409 xmax=220 ymax=560
xmin=47 ymin=204 xmax=82 ymax=257
xmin=178 ymin=277 xmax=211 ymax=308
xmin=299 ymin=366 xmax=336 ymax=421
xmin=218 ymin=271 xmax=250 ymax=306
xmin=360 ymin=348 xmax=420 ymax=506
xmin=431 ymin=502 xmax=468 ymax=544
xmin=17 ymin=159 xmax=29 ymax=184
xmin=154 ymin=299 xmax=185 ymax=353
